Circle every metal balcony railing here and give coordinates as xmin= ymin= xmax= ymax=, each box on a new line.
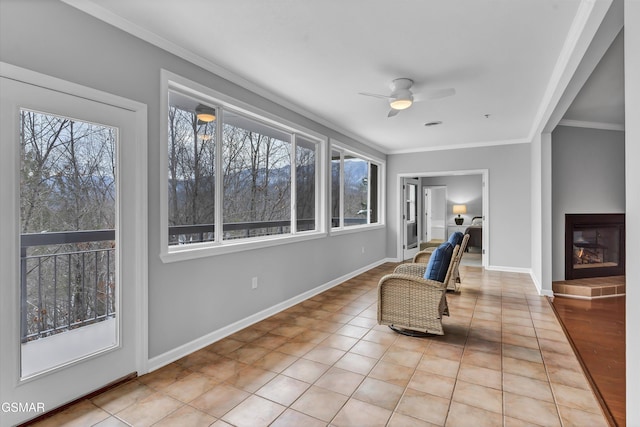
xmin=20 ymin=230 xmax=116 ymax=343
xmin=21 ymin=217 xmax=367 ymax=342
xmin=168 ymin=218 xmax=366 ymax=244
xmin=168 ymin=219 xmax=318 ymax=244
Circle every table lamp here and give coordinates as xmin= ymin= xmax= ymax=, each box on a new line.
xmin=453 ymin=204 xmax=467 ymax=225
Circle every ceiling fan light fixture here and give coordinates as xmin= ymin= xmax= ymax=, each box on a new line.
xmin=359 ymin=78 xmax=454 ymax=118
xmin=389 ymin=98 xmax=413 ymax=110
xmin=389 ymin=89 xmax=413 ymax=110
xmin=196 ymin=104 xmax=216 ymax=122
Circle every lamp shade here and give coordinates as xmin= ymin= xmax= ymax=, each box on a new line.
xmin=452 ymin=204 xmax=467 ymax=215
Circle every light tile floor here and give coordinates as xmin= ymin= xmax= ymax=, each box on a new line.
xmin=30 ymin=263 xmax=609 ymax=426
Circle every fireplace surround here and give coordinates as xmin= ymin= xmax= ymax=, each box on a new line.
xmin=565 ymin=213 xmax=625 ymax=280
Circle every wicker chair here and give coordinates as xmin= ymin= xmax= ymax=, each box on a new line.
xmin=378 ymin=244 xmax=460 ymax=336
xmin=412 ymin=234 xmax=469 ymax=292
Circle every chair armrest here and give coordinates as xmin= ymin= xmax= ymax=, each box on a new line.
xmin=394 ymin=263 xmax=427 ymax=277
xmin=412 ymin=249 xmax=434 ymax=264
xmin=378 ymin=273 xmax=447 ymax=291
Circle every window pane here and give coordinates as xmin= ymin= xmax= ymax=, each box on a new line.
xmin=296 ymin=136 xmax=317 ymax=232
xmin=331 ymin=150 xmax=341 ymax=228
xmin=370 ymin=163 xmax=379 ymax=223
xmin=167 ymin=91 xmax=216 ymax=245
xmin=222 ymin=112 xmax=291 ymax=239
xmin=343 ymin=155 xmax=368 ymax=227
xmin=407 ymin=183 xmax=417 ymax=223
xmin=20 ymin=109 xmax=117 ymax=375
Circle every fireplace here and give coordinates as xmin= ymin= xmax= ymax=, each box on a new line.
xmin=565 ymin=213 xmax=625 ymax=280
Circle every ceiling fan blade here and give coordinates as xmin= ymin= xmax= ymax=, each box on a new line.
xmin=387 ymin=109 xmax=400 ymax=118
xmin=414 ymin=87 xmax=456 ymax=102
xmin=358 ymin=92 xmax=391 ymax=100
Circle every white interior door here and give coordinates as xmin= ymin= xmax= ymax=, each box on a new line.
xmin=429 ymin=186 xmax=447 ymax=241
xmin=0 ymin=67 xmax=147 ymax=426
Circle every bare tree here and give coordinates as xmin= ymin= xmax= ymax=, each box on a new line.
xmin=168 ymin=104 xmax=315 ymax=241
xmin=168 ymin=105 xmax=215 ymax=242
xmin=223 ymin=125 xmax=291 ymax=236
xmin=296 ymin=142 xmax=316 ymax=228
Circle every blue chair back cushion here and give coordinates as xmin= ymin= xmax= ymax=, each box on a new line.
xmin=424 ymin=242 xmax=454 ymax=282
xmin=448 ymin=231 xmax=464 ymax=247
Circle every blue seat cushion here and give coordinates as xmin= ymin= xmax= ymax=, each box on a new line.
xmin=424 ymin=242 xmax=454 ymax=282
xmin=448 ymin=231 xmax=464 ymax=247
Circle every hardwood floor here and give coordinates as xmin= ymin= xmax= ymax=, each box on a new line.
xmin=551 ymin=295 xmax=626 ymax=426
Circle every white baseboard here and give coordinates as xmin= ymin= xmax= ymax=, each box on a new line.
xmin=147 ymin=258 xmax=388 ymax=373
xmin=539 ymin=289 xmax=555 ymax=297
xmin=485 ymin=265 xmax=532 ymax=274
xmin=529 ymin=271 xmax=544 ymax=296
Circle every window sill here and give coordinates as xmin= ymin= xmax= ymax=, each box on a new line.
xmin=159 ymin=230 xmax=327 ymax=263
xmin=330 ymin=223 xmax=385 ymax=236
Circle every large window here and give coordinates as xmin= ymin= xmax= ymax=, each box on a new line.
xmin=163 ymin=78 xmax=323 ymax=259
xmin=331 ymin=145 xmax=383 ymax=230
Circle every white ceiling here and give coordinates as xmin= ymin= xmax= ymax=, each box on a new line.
xmin=64 ymin=0 xmax=621 ymax=153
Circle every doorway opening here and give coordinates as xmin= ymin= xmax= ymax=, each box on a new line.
xmin=397 ymin=170 xmax=488 ymax=268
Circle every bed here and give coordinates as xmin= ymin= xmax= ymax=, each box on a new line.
xmin=464 ymin=216 xmax=483 ymax=252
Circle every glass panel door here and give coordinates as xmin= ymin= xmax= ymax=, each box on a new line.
xmin=1 ymin=69 xmax=145 ymax=426
xmin=403 ymin=178 xmax=420 ymax=260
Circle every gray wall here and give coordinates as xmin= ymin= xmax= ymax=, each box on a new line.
xmin=0 ymin=1 xmax=387 ymax=359
xmin=387 ymin=144 xmax=531 ymax=269
xmin=422 ymin=175 xmax=483 ymax=226
xmin=551 ymin=125 xmax=625 ymax=280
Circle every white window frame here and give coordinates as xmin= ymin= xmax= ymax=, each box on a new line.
xmin=160 ymin=71 xmax=326 ymax=262
xmin=330 ymin=141 xmax=385 ymax=235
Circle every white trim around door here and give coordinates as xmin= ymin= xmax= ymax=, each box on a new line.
xmin=396 ymin=169 xmax=489 ymax=268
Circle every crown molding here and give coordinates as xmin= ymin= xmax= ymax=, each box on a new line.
xmin=388 ymin=137 xmax=531 ymax=155
xmin=558 ymin=118 xmax=625 ymax=131
xmin=60 ymin=0 xmax=389 ymax=156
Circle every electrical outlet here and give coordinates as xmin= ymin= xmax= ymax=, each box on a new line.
xmin=361 ymin=246 xmax=365 ymax=254
xmin=251 ymin=277 xmax=258 ymax=290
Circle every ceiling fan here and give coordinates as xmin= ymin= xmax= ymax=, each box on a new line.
xmin=359 ymin=78 xmax=455 ymax=117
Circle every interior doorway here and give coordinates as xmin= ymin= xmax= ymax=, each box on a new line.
xmin=397 ymin=170 xmax=488 ymax=268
